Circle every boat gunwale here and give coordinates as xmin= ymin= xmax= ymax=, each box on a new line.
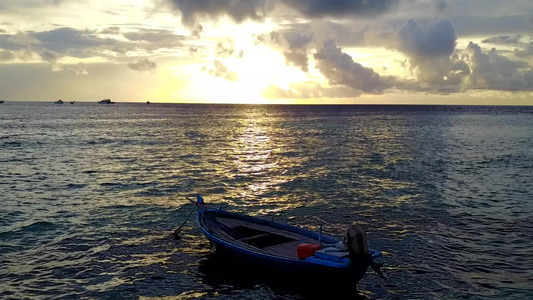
xmin=197 ymin=209 xmax=346 ymax=268
xmin=196 ymin=208 xmax=381 ymax=269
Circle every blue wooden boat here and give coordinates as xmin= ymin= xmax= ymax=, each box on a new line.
xmin=194 ymin=195 xmax=383 ymax=283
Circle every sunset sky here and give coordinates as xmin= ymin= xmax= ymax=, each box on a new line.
xmin=0 ymin=0 xmax=532 ymax=104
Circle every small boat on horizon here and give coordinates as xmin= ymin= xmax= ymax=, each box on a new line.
xmin=146 ymin=101 xmax=151 ymax=104
xmin=0 ymin=100 xmax=4 ymax=104
xmin=189 ymin=195 xmax=384 ymax=284
xmin=98 ymin=99 xmax=115 ymax=104
xmin=54 ymin=100 xmax=64 ymax=104
xmin=70 ymin=101 xmax=75 ymax=104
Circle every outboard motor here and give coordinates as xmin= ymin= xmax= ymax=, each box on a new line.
xmin=345 ymin=223 xmax=387 ymax=280
xmin=345 ymin=224 xmax=368 ymax=256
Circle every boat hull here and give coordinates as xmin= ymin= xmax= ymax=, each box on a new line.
xmin=196 ymin=209 xmax=374 ymax=283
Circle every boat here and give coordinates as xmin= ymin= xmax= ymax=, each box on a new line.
xmin=98 ymin=99 xmax=115 ymax=104
xmin=0 ymin=100 xmax=4 ymax=104
xmin=193 ymin=195 xmax=384 ymax=283
xmin=70 ymin=101 xmax=75 ymax=104
xmin=146 ymin=101 xmax=151 ymax=104
xmin=54 ymin=100 xmax=64 ymax=104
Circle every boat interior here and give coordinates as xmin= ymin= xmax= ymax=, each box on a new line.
xmin=203 ymin=213 xmax=323 ymax=259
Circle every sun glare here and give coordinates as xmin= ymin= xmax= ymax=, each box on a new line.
xmin=188 ymin=21 xmax=310 ymax=104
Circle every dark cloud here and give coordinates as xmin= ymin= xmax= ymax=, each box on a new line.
xmin=396 ymin=19 xmax=456 ymax=59
xmin=482 ymin=35 xmax=522 ymax=44
xmin=257 ymin=31 xmax=313 ymax=50
xmin=27 ymin=27 xmax=121 ymax=59
xmin=0 ymin=32 xmax=40 ymax=51
xmin=34 ymin=27 xmax=108 ymax=53
xmin=165 ymin=0 xmax=397 ymax=34
xmin=127 ymin=58 xmax=157 ymax=72
xmin=390 ymin=19 xmax=465 ymax=90
xmin=283 ymin=32 xmax=313 ymax=50
xmin=0 ymin=26 xmax=193 ymax=65
xmin=203 ymin=60 xmax=238 ymax=81
xmin=283 ymin=52 xmax=309 ymax=72
xmin=256 ymin=31 xmax=312 ymax=72
xmin=166 ymin=0 xmax=269 ymax=32
xmin=38 ymin=48 xmax=60 ymax=62
xmin=313 ymin=40 xmax=390 ymax=93
xmin=282 ymin=0 xmax=397 ymax=18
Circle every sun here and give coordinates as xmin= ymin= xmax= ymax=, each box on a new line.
xmin=185 ymin=21 xmax=309 ymax=104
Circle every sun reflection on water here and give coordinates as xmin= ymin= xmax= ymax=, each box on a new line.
xmin=223 ymin=108 xmax=300 ymax=214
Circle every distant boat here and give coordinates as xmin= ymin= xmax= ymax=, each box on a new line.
xmin=98 ymin=99 xmax=115 ymax=104
xmin=70 ymin=101 xmax=75 ymax=104
xmin=146 ymin=101 xmax=151 ymax=104
xmin=54 ymin=100 xmax=64 ymax=104
xmin=0 ymin=100 xmax=4 ymax=104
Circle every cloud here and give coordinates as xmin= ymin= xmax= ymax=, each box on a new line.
xmin=0 ymin=50 xmax=15 ymax=61
xmin=390 ymin=19 xmax=465 ymax=90
xmin=313 ymin=40 xmax=390 ymax=93
xmin=451 ymin=14 xmax=532 ymax=37
xmin=435 ymin=0 xmax=448 ymax=12
xmin=303 ymin=19 xmax=532 ymax=94
xmin=282 ymin=0 xmax=397 ymax=18
xmin=482 ymin=35 xmax=522 ymax=45
xmin=0 ymin=32 xmax=40 ymax=51
xmin=34 ymin=27 xmax=111 ymax=54
xmin=100 ymin=26 xmax=121 ymax=35
xmin=166 ymin=0 xmax=269 ymax=32
xmin=0 ymin=0 xmax=65 ymax=10
xmin=283 ymin=52 xmax=309 ymax=72
xmin=463 ymin=42 xmax=532 ymax=91
xmin=283 ymin=32 xmax=313 ymax=51
xmin=396 ymin=19 xmax=456 ymax=59
xmin=0 ymin=28 xmax=117 ymax=63
xmin=203 ymin=60 xmax=238 ymax=81
xmin=127 ymin=58 xmax=157 ymax=72
xmin=165 ymin=0 xmax=397 ymax=34
xmin=256 ymin=31 xmax=313 ymax=50
xmin=38 ymin=48 xmax=60 ymax=63
xmin=123 ymin=28 xmax=186 ymax=46
xmin=52 ymin=62 xmax=88 ymax=75
xmin=215 ymin=37 xmax=236 ymax=57
xmin=0 ymin=26 xmax=194 ymax=65
xmin=256 ymin=31 xmax=312 ymax=72
xmin=261 ymin=82 xmax=362 ymax=99
xmin=514 ymin=41 xmax=533 ymax=57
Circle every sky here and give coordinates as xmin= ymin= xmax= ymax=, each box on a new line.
xmin=0 ymin=0 xmax=532 ymax=104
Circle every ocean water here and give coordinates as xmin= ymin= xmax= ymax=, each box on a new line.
xmin=0 ymin=102 xmax=532 ymax=299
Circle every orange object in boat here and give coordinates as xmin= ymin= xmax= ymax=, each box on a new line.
xmin=297 ymin=243 xmax=322 ymax=259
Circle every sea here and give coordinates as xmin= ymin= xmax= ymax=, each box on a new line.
xmin=0 ymin=102 xmax=532 ymax=300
